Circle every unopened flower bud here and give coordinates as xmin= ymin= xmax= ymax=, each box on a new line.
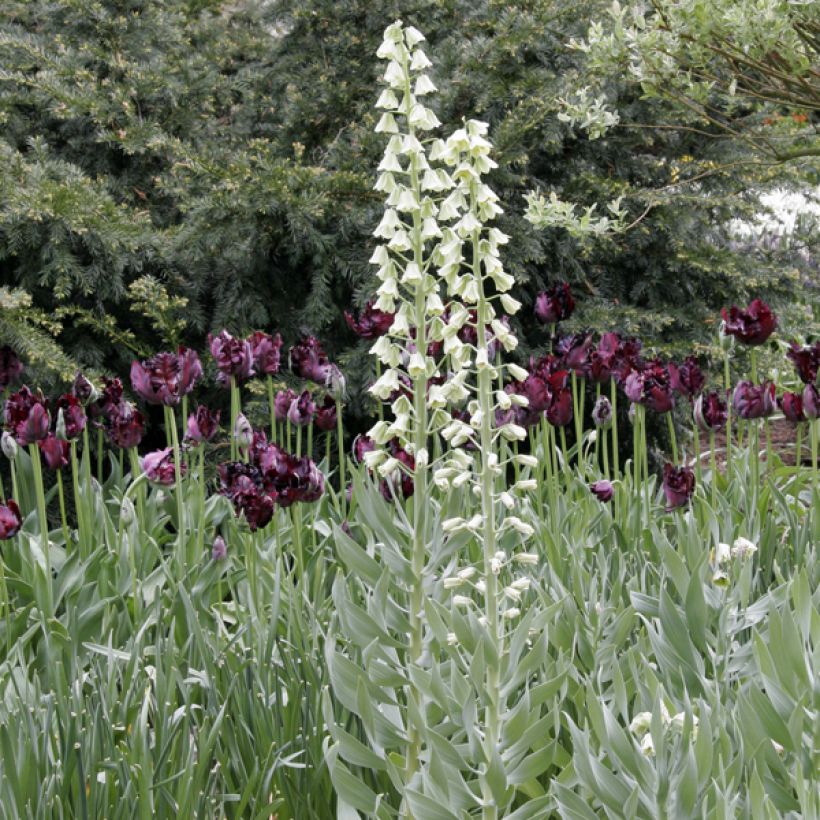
xmin=1 ymin=431 xmax=18 ymax=461
xmin=212 ymin=535 xmax=228 ymax=561
xmin=55 ymin=408 xmax=68 ymax=441
xmin=233 ymin=413 xmax=253 ymax=450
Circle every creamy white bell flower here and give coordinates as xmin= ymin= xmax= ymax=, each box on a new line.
xmin=731 ymin=537 xmax=758 ymax=559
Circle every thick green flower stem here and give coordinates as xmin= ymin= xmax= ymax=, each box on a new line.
xmin=196 ymin=445 xmax=206 ymax=558
xmin=811 ymin=420 xmax=818 ymax=542
xmin=118 ymin=473 xmax=146 ymax=616
xmin=56 ymin=469 xmax=70 ymax=548
xmin=291 ymin=507 xmax=305 ymax=583
xmin=335 ymin=397 xmax=346 ymax=514
xmin=666 ymin=413 xmax=678 ymax=464
xmin=128 ymin=448 xmax=146 ymax=539
xmin=795 ymin=423 xmax=803 ymax=468
xmin=692 ymin=420 xmax=702 ymax=487
xmin=97 ymin=428 xmax=104 ymax=484
xmin=571 ymin=372 xmax=583 ymax=474
xmin=29 ymin=443 xmax=53 ymax=617
xmin=641 ymin=407 xmax=651 ymax=521
xmin=723 ymin=354 xmax=732 ymax=481
xmin=267 ymin=376 xmax=277 ymax=443
xmin=307 ymin=425 xmax=313 ymax=461
xmin=709 ymin=431 xmax=718 ymax=511
xmin=472 ymin=225 xmax=502 ymax=820
xmin=230 ymin=376 xmax=239 ymax=461
xmin=70 ymin=441 xmax=84 ymax=553
xmin=164 ymin=405 xmax=188 ymax=572
xmin=296 ymin=426 xmax=302 ymax=458
xmin=610 ymin=379 xmax=620 ymax=479
xmin=401 ymin=46 xmax=429 ymax=801
xmin=0 ymin=553 xmax=10 ymax=657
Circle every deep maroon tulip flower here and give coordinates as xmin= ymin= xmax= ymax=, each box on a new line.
xmin=693 ymin=391 xmax=728 ymax=431
xmin=588 ymin=350 xmax=613 ymax=384
xmin=345 ymin=300 xmax=395 ymax=339
xmin=662 ymin=464 xmax=695 ymax=511
xmin=0 ymin=499 xmax=22 ymax=539
xmin=54 ymin=394 xmax=87 ymax=440
xmin=290 ymin=336 xmax=331 ymax=385
xmin=720 ymin=298 xmax=777 ymax=346
xmin=249 ymin=331 xmax=283 ymax=376
xmin=218 ymin=462 xmax=274 ymax=530
xmin=72 ymin=372 xmax=96 ymax=405
xmin=779 ymin=392 xmax=806 ymax=423
xmin=592 ymin=396 xmax=612 ymax=428
xmin=546 ymin=386 xmax=573 ymax=427
xmin=106 ymin=403 xmax=145 ymax=449
xmin=89 ymin=377 xmax=123 ymax=426
xmin=255 ymin=444 xmax=324 ymax=507
xmin=209 ymin=331 xmax=254 ymax=387
xmin=625 ymin=360 xmax=674 ymax=414
xmin=535 ymin=283 xmax=575 ymax=324
xmin=380 ymin=439 xmax=415 ymax=499
xmin=211 ymin=535 xmax=227 ymax=561
xmin=38 ymin=435 xmax=69 ymax=470
xmin=589 ymin=479 xmax=614 ymax=502
xmin=352 ymin=434 xmax=376 ymax=464
xmin=786 ymin=341 xmax=820 ymax=385
xmin=315 ymin=395 xmax=337 ymax=432
xmin=0 ymin=347 xmax=24 ymax=390
xmin=186 ymin=405 xmax=221 ymax=443
xmin=274 ymin=388 xmax=297 ymax=423
xmin=4 ymin=387 xmax=50 ymax=445
xmin=668 ymin=356 xmax=705 ymax=400
xmin=803 ymin=383 xmax=819 ymax=420
xmin=141 ymin=448 xmax=185 ymax=485
xmin=732 ymin=380 xmax=775 ymax=420
xmin=287 ymin=390 xmax=316 ymax=427
xmin=131 ymin=347 xmax=202 ymax=406
xmin=556 ymin=332 xmax=593 ymax=375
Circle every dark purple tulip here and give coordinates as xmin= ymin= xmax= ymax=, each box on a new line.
xmin=345 ymin=301 xmax=395 ymax=339
xmin=352 ymin=434 xmax=375 ymax=464
xmin=185 ymin=405 xmax=221 ymax=443
xmin=786 ymin=341 xmax=819 ymax=385
xmin=290 ymin=336 xmax=331 ymax=385
xmin=90 ymin=377 xmax=123 ymax=426
xmin=779 ymin=392 xmax=806 ymax=423
xmin=38 ymin=435 xmax=69 ymax=470
xmin=588 ymin=350 xmax=613 ymax=384
xmin=255 ymin=444 xmax=325 ymax=507
xmin=803 ymin=383 xmax=819 ymax=420
xmin=732 ymin=380 xmax=775 ymax=420
xmin=693 ymin=391 xmax=728 ymax=431
xmin=662 ymin=464 xmax=695 ymax=511
xmin=287 ymin=390 xmax=315 ymax=427
xmin=130 ymin=347 xmax=202 ymax=406
xmin=141 ymin=448 xmax=185 ymax=485
xmin=274 ymin=388 xmax=297 ymax=423
xmin=72 ymin=372 xmax=96 ymax=405
xmin=4 ymin=387 xmax=50 ymax=445
xmin=0 ymin=347 xmax=24 ymax=390
xmin=592 ymin=396 xmax=612 ymax=428
xmin=54 ymin=394 xmax=87 ymax=440
xmin=720 ymin=298 xmax=777 ymax=346
xmin=0 ymin=499 xmax=22 ymax=539
xmin=668 ymin=356 xmax=705 ymax=400
xmin=625 ymin=360 xmax=674 ymax=414
xmin=249 ymin=331 xmax=283 ymax=376
xmin=218 ymin=462 xmax=274 ymax=530
xmin=106 ymin=403 xmax=145 ymax=449
xmin=556 ymin=332 xmax=593 ymax=375
xmin=590 ymin=479 xmax=614 ymax=502
xmin=315 ymin=395 xmax=337 ymax=432
xmin=535 ymin=283 xmax=575 ymax=324
xmin=611 ymin=336 xmax=644 ymax=385
xmin=211 ymin=535 xmax=227 ymax=561
xmin=546 ymin=386 xmax=573 ymax=427
xmin=208 ymin=331 xmax=254 ymax=387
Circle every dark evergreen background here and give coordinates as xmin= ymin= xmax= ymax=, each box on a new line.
xmin=0 ymin=0 xmax=814 ymax=403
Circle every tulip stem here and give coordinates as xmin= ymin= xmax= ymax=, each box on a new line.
xmin=97 ymin=428 xmax=104 ymax=484
xmin=795 ymin=423 xmax=803 ymax=468
xmin=196 ymin=445 xmax=206 ymax=559
xmin=610 ymin=379 xmax=619 ymax=479
xmin=692 ymin=420 xmax=702 ymax=488
xmin=723 ymin=354 xmax=732 ymax=481
xmin=29 ymin=444 xmax=53 ymax=617
xmin=56 ymin=469 xmax=70 ymax=549
xmin=666 ymin=413 xmax=678 ymax=464
xmin=128 ymin=447 xmax=146 ymax=540
xmin=336 ymin=397 xmax=346 ymax=510
xmin=571 ymin=372 xmax=583 ymax=474
xmin=307 ymin=424 xmax=313 ymax=461
xmin=166 ymin=405 xmax=187 ymax=573
xmin=709 ymin=430 xmax=718 ymax=511
xmin=811 ymin=420 xmax=818 ymax=542
xmin=296 ymin=426 xmax=302 ymax=459
xmin=267 ymin=377 xmax=277 ymax=443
